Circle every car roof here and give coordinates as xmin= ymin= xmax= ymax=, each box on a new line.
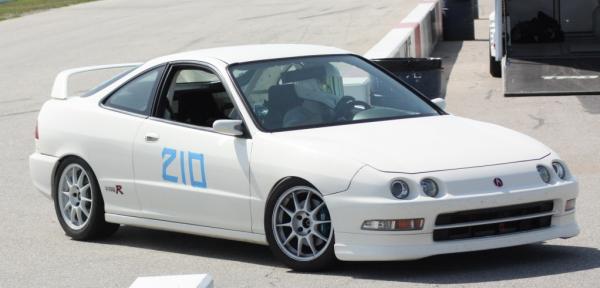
xmin=152 ymin=44 xmax=352 ymax=65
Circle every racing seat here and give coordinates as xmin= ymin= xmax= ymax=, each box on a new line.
xmin=264 ymin=84 xmax=302 ymax=130
xmin=175 ymin=88 xmax=226 ymax=127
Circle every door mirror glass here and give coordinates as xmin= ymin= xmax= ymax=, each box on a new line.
xmin=431 ymin=98 xmax=446 ymax=110
xmin=213 ymin=119 xmax=244 ymax=136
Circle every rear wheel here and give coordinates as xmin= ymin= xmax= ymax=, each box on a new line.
xmin=53 ymin=157 xmax=119 ymax=240
xmin=490 ymin=54 xmax=502 ymax=78
xmin=265 ymin=180 xmax=336 ymax=271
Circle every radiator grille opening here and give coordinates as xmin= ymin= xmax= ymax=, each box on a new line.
xmin=433 ymin=215 xmax=552 ymax=241
xmin=435 ymin=201 xmax=554 ymax=226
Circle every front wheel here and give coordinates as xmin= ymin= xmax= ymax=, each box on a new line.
xmin=265 ymin=181 xmax=336 ymax=271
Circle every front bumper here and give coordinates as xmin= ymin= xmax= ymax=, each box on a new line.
xmin=333 ymin=214 xmax=578 ymax=261
xmin=325 ymin=162 xmax=579 ymax=261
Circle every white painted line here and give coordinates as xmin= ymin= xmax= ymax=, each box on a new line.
xmin=542 ymin=75 xmax=599 ymax=80
xmin=129 ymin=274 xmax=214 ymax=288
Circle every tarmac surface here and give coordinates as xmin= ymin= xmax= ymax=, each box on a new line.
xmin=1 ymin=1 xmax=599 ymax=287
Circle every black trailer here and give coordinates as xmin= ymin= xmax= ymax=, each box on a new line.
xmin=490 ymin=0 xmax=600 ymax=96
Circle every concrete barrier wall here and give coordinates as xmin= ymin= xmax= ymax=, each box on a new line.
xmin=364 ymin=0 xmax=442 ymax=59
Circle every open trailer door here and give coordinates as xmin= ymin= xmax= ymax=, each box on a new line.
xmin=505 ymin=58 xmax=600 ymax=96
xmin=503 ymin=0 xmax=600 ymax=96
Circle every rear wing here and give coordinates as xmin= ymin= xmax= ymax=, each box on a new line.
xmin=50 ymin=63 xmax=142 ymax=99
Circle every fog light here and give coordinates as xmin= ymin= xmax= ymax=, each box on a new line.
xmin=537 ymin=165 xmax=551 ymax=183
xmin=361 ymin=218 xmax=424 ymax=231
xmin=421 ymin=178 xmax=439 ymax=197
xmin=565 ymin=199 xmax=576 ymax=212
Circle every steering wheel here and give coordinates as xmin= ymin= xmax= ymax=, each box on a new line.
xmin=334 ymin=96 xmax=371 ymax=120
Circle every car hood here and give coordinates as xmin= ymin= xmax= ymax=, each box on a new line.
xmin=272 ymin=115 xmax=551 ymax=173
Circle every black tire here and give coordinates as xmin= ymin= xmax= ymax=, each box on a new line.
xmin=490 ymin=54 xmax=502 ymax=78
xmin=265 ymin=179 xmax=337 ymax=271
xmin=53 ymin=157 xmax=119 ymax=240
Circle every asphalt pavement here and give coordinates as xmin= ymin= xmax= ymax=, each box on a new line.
xmin=1 ymin=1 xmax=599 ymax=287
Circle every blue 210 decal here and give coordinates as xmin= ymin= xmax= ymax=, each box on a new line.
xmin=162 ymin=147 xmax=207 ymax=188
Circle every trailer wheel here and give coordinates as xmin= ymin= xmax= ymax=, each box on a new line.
xmin=489 ymin=54 xmax=502 ymax=78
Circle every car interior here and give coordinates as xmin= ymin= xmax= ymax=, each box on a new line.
xmin=263 ymin=66 xmax=337 ymax=130
xmin=157 ymin=68 xmax=238 ymax=127
xmin=241 ymin=60 xmax=425 ymax=130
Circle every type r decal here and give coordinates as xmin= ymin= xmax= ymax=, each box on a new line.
xmin=105 ymin=185 xmax=124 ymax=195
xmin=161 ymin=147 xmax=207 ymax=188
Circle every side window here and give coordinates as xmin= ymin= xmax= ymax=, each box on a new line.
xmin=156 ymin=66 xmax=238 ymax=127
xmin=104 ymin=66 xmax=164 ymax=115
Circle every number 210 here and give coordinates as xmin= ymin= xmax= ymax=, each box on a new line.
xmin=161 ymin=147 xmax=207 ymax=188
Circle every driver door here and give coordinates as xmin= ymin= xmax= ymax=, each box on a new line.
xmin=132 ymin=63 xmax=252 ymax=232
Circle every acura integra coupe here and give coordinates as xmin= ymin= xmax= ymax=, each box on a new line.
xmin=29 ymin=44 xmax=579 ymax=270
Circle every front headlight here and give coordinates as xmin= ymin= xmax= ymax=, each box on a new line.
xmin=420 ymin=178 xmax=439 ymax=197
xmin=537 ymin=165 xmax=551 ymax=183
xmin=552 ymin=161 xmax=567 ymax=179
xmin=390 ymin=179 xmax=410 ymax=199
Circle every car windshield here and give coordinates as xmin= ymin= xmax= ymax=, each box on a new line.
xmin=229 ymin=55 xmax=440 ymax=131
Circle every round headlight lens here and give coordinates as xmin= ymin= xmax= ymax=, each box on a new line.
xmin=420 ymin=179 xmax=439 ymax=197
xmin=552 ymin=161 xmax=567 ymax=179
xmin=537 ymin=165 xmax=551 ymax=183
xmin=390 ymin=180 xmax=410 ymax=199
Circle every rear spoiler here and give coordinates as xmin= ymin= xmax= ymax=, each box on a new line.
xmin=50 ymin=63 xmax=142 ymax=99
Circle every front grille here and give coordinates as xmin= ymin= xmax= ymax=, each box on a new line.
xmin=435 ymin=201 xmax=554 ymax=226
xmin=433 ymin=215 xmax=552 ymax=241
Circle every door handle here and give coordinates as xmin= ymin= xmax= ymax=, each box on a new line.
xmin=145 ymin=133 xmax=160 ymax=142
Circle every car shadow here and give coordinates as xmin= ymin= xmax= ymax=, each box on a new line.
xmin=431 ymin=41 xmax=464 ymax=99
xmin=99 ymin=226 xmax=600 ymax=284
xmin=322 ymin=243 xmax=600 ymax=284
xmin=577 ymin=95 xmax=600 ymax=115
xmin=96 ymin=225 xmax=281 ymax=267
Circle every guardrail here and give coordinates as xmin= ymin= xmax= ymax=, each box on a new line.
xmin=364 ymin=0 xmax=442 ymax=59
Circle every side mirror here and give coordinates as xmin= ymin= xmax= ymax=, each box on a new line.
xmin=431 ymin=98 xmax=446 ymax=110
xmin=212 ymin=119 xmax=244 ymax=136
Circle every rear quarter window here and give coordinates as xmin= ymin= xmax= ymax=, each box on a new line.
xmin=103 ymin=66 xmax=165 ymax=115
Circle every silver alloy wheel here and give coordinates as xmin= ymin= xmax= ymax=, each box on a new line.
xmin=57 ymin=163 xmax=93 ymax=230
xmin=272 ymin=186 xmax=333 ymax=262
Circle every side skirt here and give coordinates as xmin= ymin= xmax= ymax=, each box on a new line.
xmin=105 ymin=213 xmax=267 ymax=245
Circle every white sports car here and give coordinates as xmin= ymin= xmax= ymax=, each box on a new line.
xmin=29 ymin=44 xmax=579 ymax=271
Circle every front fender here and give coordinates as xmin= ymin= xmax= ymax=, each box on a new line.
xmin=249 ymin=135 xmax=365 ymax=234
